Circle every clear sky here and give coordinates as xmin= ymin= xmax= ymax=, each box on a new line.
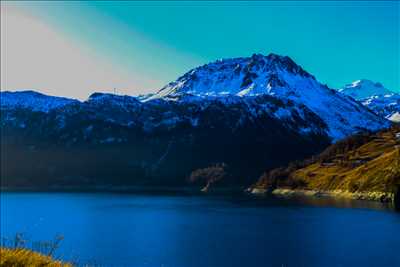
xmin=1 ymin=1 xmax=399 ymax=99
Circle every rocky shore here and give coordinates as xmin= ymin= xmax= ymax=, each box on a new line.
xmin=248 ymin=187 xmax=398 ymax=207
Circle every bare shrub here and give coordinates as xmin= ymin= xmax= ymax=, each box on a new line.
xmin=189 ymin=163 xmax=228 ymax=186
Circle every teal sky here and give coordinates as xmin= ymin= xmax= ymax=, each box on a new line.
xmin=2 ymin=1 xmax=399 ymax=99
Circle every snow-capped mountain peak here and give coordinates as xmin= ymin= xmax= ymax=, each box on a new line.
xmin=148 ymin=53 xmax=388 ymax=140
xmin=339 ymin=80 xmax=400 ymax=122
xmin=339 ymin=79 xmax=394 ymax=100
xmin=1 ymin=54 xmax=391 ymax=142
xmin=150 ymin=53 xmax=315 ymax=100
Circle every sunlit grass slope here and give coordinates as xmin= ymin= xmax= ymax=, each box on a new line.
xmin=292 ymin=128 xmax=400 ymax=193
xmin=254 ymin=126 xmax=400 ymax=200
xmin=0 ymin=247 xmax=72 ymax=267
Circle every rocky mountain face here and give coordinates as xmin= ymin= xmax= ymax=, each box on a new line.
xmin=0 ymin=53 xmax=390 ymax=188
xmin=150 ymin=54 xmax=388 ymax=140
xmin=340 ymin=79 xmax=400 ymax=122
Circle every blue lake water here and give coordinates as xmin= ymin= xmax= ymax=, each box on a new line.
xmin=1 ymin=192 xmax=400 ymax=267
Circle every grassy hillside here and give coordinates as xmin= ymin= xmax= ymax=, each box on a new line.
xmin=0 ymin=247 xmax=72 ymax=267
xmin=253 ymin=126 xmax=400 ymax=202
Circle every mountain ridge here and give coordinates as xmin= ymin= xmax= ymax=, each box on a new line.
xmin=339 ymin=79 xmax=394 ymax=99
xmin=339 ymin=79 xmax=400 ymax=122
xmin=2 ymin=53 xmax=390 ymax=141
xmin=0 ymin=53 xmax=392 ymax=188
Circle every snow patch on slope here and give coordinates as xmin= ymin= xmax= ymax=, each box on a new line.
xmin=339 ymin=79 xmax=393 ymax=100
xmin=339 ymin=80 xmax=400 ymax=122
xmin=388 ymin=112 xmax=400 ymax=122
xmin=149 ymin=54 xmax=389 ymax=140
xmin=1 ymin=90 xmax=79 ymax=112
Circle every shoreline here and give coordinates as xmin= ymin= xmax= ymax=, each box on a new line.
xmin=248 ymin=187 xmax=395 ymax=203
xmin=2 ymin=186 xmax=398 ymax=209
xmin=1 ymin=185 xmax=395 ymax=202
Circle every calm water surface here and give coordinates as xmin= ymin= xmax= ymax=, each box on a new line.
xmin=1 ymin=192 xmax=400 ymax=267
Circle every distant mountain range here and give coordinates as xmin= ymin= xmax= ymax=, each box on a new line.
xmin=339 ymin=79 xmax=400 ymax=122
xmin=0 ymin=53 xmax=394 ymax=188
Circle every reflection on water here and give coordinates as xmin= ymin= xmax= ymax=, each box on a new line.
xmin=1 ymin=192 xmax=400 ymax=267
xmin=244 ymin=193 xmax=396 ymax=211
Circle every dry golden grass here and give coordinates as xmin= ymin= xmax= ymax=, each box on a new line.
xmin=292 ymin=128 xmax=400 ymax=193
xmin=0 ymin=247 xmax=72 ymax=267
